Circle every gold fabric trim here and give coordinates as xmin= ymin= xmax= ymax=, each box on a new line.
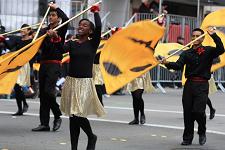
xmin=93 ymin=64 xmax=104 ymax=85
xmin=209 ymin=77 xmax=217 ymax=95
xmin=125 ymin=72 xmax=155 ymax=93
xmin=16 ymin=63 xmax=31 ymax=86
xmin=61 ymin=76 xmax=106 ymax=117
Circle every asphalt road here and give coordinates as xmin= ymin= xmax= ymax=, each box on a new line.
xmin=0 ymin=88 xmax=225 ymax=150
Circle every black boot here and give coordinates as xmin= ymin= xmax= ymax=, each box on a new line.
xmin=23 ymin=103 xmax=29 ymax=113
xmin=12 ymin=111 xmax=23 ymax=116
xmin=199 ymin=134 xmax=206 ymax=145
xmin=209 ymin=108 xmax=216 ymax=120
xmin=32 ymin=125 xmax=50 ymax=131
xmin=53 ymin=117 xmax=62 ymax=131
xmin=87 ymin=134 xmax=97 ymax=150
xmin=128 ymin=119 xmax=139 ymax=125
xmin=140 ymin=114 xmax=146 ymax=124
xmin=181 ymin=140 xmax=192 ymax=145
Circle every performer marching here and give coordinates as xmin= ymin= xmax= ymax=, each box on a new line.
xmin=32 ymin=2 xmax=69 ymax=132
xmin=162 ymin=28 xmax=224 ymax=145
xmin=60 ymin=4 xmax=105 ymax=150
xmin=126 ymin=72 xmax=155 ymax=125
xmin=11 ymin=24 xmax=32 ymax=116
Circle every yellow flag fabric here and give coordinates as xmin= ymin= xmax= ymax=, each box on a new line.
xmin=96 ymin=40 xmax=107 ymax=54
xmin=61 ymin=52 xmax=70 ymax=64
xmin=201 ymin=8 xmax=225 ymax=72
xmin=0 ymin=70 xmax=19 ymax=94
xmin=154 ymin=43 xmax=185 ymax=69
xmin=181 ymin=65 xmax=186 ymax=86
xmin=33 ymin=63 xmax=40 ymax=71
xmin=0 ymin=35 xmax=46 ymax=80
xmin=100 ymin=20 xmax=165 ymax=94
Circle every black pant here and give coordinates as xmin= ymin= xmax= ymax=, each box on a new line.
xmin=95 ymin=85 xmax=103 ymax=106
xmin=39 ymin=63 xmax=62 ymax=126
xmin=182 ymin=80 xmax=208 ymax=141
xmin=70 ymin=116 xmax=94 ymax=150
xmin=14 ymin=84 xmax=27 ymax=112
xmin=131 ymin=89 xmax=144 ymax=120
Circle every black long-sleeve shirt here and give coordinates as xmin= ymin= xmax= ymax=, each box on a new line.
xmin=66 ymin=13 xmax=101 ymax=78
xmin=165 ymin=33 xmax=224 ymax=80
xmin=40 ymin=8 xmax=69 ymax=61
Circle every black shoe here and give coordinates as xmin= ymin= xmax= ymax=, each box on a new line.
xmin=140 ymin=115 xmax=146 ymax=124
xmin=199 ymin=134 xmax=206 ymax=145
xmin=12 ymin=111 xmax=23 ymax=116
xmin=23 ymin=104 xmax=29 ymax=113
xmin=181 ymin=140 xmax=192 ymax=145
xmin=53 ymin=118 xmax=62 ymax=131
xmin=32 ymin=125 xmax=50 ymax=131
xmin=128 ymin=119 xmax=139 ymax=125
xmin=87 ymin=134 xmax=97 ymax=150
xmin=209 ymin=108 xmax=216 ymax=120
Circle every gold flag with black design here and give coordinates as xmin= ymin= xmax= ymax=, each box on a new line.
xmin=100 ymin=20 xmax=165 ymax=94
xmin=154 ymin=43 xmax=185 ymax=69
xmin=96 ymin=39 xmax=107 ymax=54
xmin=0 ymin=35 xmax=46 ymax=80
xmin=0 ymin=70 xmax=19 ymax=94
xmin=201 ymin=8 xmax=225 ymax=72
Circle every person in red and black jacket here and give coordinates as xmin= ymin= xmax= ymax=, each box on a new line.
xmin=32 ymin=2 xmax=69 ymax=132
xmin=162 ymin=28 xmax=224 ymax=146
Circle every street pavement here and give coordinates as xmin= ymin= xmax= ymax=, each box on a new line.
xmin=0 ymin=88 xmax=225 ymax=150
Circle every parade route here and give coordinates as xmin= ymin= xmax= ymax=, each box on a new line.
xmin=1 ymin=89 xmax=225 ymax=150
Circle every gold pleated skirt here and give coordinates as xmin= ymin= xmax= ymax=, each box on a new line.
xmin=60 ymin=76 xmax=106 ymax=117
xmin=17 ymin=63 xmax=31 ymax=87
xmin=93 ymin=64 xmax=104 ymax=85
xmin=126 ymin=72 xmax=155 ymax=93
xmin=208 ymin=77 xmax=217 ymax=95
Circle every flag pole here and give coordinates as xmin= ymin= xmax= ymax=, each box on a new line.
xmin=165 ymin=27 xmax=216 ymax=60
xmin=53 ymin=1 xmax=102 ymax=31
xmin=32 ymin=4 xmax=52 ymax=41
xmin=151 ymin=13 xmax=165 ymax=22
xmin=0 ymin=23 xmax=41 ymax=36
xmin=101 ymin=14 xmax=165 ymax=38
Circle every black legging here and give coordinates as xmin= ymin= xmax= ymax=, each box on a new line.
xmin=131 ymin=89 xmax=144 ymax=120
xmin=207 ymin=97 xmax=213 ymax=110
xmin=14 ymin=84 xmax=27 ymax=112
xmin=70 ymin=116 xmax=94 ymax=150
xmin=95 ymin=85 xmax=103 ymax=106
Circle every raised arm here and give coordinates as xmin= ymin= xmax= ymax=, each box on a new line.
xmin=209 ymin=33 xmax=225 ymax=58
xmin=90 ymin=5 xmax=102 ymax=50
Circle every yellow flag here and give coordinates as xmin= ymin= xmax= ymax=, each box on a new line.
xmin=33 ymin=63 xmax=40 ymax=71
xmin=61 ymin=52 xmax=70 ymax=64
xmin=0 ymin=35 xmax=46 ymax=79
xmin=201 ymin=8 xmax=225 ymax=72
xmin=0 ymin=70 xmax=20 ymax=94
xmin=100 ymin=20 xmax=165 ymax=94
xmin=181 ymin=65 xmax=186 ymax=86
xmin=154 ymin=43 xmax=185 ymax=69
xmin=96 ymin=40 xmax=107 ymax=54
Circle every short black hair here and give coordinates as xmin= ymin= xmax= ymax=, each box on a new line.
xmin=192 ymin=28 xmax=204 ymax=35
xmin=21 ymin=24 xmax=31 ymax=30
xmin=79 ymin=18 xmax=95 ymax=37
xmin=49 ymin=9 xmax=59 ymax=17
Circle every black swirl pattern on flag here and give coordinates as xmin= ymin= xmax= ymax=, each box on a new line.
xmin=103 ymin=62 xmax=122 ymax=76
xmin=130 ymin=64 xmax=152 ymax=72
